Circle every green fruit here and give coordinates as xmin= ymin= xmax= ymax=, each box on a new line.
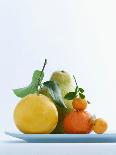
xmin=40 ymin=71 xmax=75 ymax=133
xmin=50 ymin=71 xmax=72 ymax=86
xmin=50 ymin=71 xmax=75 ymax=109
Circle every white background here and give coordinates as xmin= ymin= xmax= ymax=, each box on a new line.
xmin=0 ymin=0 xmax=116 ymax=136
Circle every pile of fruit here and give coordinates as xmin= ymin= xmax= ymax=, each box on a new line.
xmin=13 ymin=59 xmax=108 ymax=134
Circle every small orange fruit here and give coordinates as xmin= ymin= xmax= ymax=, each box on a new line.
xmin=93 ymin=118 xmax=108 ymax=134
xmin=72 ymin=98 xmax=87 ymax=111
xmin=63 ymin=111 xmax=93 ymax=134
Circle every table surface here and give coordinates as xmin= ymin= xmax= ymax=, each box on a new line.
xmin=0 ymin=134 xmax=116 ymax=155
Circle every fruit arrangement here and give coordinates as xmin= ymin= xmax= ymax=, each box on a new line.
xmin=13 ymin=59 xmax=108 ymax=134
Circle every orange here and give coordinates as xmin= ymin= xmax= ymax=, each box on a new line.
xmin=63 ymin=111 xmax=93 ymax=134
xmin=93 ymin=118 xmax=108 ymax=134
xmin=72 ymin=98 xmax=87 ymax=111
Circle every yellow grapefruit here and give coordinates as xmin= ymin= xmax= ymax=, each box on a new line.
xmin=14 ymin=94 xmax=58 ymax=134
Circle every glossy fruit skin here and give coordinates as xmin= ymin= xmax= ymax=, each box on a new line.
xmin=64 ymin=111 xmax=93 ymax=134
xmin=72 ymin=98 xmax=87 ymax=111
xmin=93 ymin=118 xmax=108 ymax=134
xmin=14 ymin=94 xmax=58 ymax=134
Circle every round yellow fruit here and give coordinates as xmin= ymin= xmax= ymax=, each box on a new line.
xmin=93 ymin=118 xmax=108 ymax=134
xmin=14 ymin=94 xmax=58 ymax=134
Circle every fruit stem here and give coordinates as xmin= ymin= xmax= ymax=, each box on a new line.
xmin=73 ymin=75 xmax=78 ymax=87
xmin=41 ymin=59 xmax=47 ymax=75
xmin=61 ymin=70 xmax=65 ymax=73
xmin=39 ymin=59 xmax=47 ymax=89
xmin=87 ymin=100 xmax=91 ymax=104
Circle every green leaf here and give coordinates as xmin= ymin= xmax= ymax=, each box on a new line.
xmin=64 ymin=92 xmax=77 ymax=100
xmin=13 ymin=84 xmax=38 ymax=98
xmin=43 ymin=81 xmax=67 ymax=108
xmin=79 ymin=93 xmax=85 ymax=99
xmin=32 ymin=70 xmax=44 ymax=86
xmin=13 ymin=70 xmax=44 ymax=98
xmin=79 ymin=88 xmax=84 ymax=93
